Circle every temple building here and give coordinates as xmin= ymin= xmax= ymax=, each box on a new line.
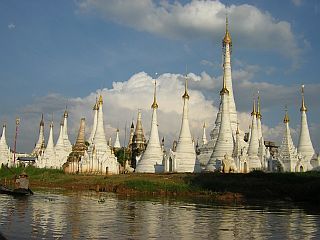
xmin=165 ymin=75 xmax=201 ymax=173
xmin=136 ymin=80 xmax=164 ymax=173
xmin=64 ymin=118 xmax=87 ymax=174
xmin=81 ymin=95 xmax=119 ymax=174
xmin=0 ymin=124 xmax=11 ymax=166
xmin=31 ymin=114 xmax=46 ymax=157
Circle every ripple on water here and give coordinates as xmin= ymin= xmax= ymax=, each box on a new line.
xmin=0 ymin=190 xmax=319 ymax=239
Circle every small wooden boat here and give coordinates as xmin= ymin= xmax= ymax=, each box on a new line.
xmin=0 ymin=185 xmax=33 ymax=196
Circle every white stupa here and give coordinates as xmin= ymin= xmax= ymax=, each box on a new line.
xmin=113 ymin=129 xmax=121 ymax=149
xmin=277 ymin=108 xmax=300 ymax=172
xmin=201 ymin=122 xmax=208 ymax=145
xmin=173 ymin=75 xmax=200 ymax=173
xmin=0 ymin=124 xmax=11 ymax=166
xmin=42 ymin=120 xmax=57 ymax=168
xmin=136 ymin=80 xmax=163 ymax=173
xmin=89 ymin=99 xmax=99 ymax=144
xmin=82 ymin=95 xmax=119 ymax=174
xmin=297 ymin=85 xmax=315 ymax=171
xmin=31 ymin=114 xmax=45 ymax=157
xmin=206 ymin=74 xmax=235 ymax=172
xmin=198 ymin=16 xmax=244 ymax=166
xmin=246 ymin=99 xmax=262 ymax=170
xmin=62 ymin=108 xmax=72 ymax=153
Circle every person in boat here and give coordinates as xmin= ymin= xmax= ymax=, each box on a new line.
xmin=15 ymin=171 xmax=29 ymax=190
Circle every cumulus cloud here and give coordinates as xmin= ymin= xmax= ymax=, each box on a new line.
xmin=5 ymin=70 xmax=320 ymax=153
xmin=76 ymin=0 xmax=303 ymax=63
xmin=9 ymin=72 xmax=216 ymax=152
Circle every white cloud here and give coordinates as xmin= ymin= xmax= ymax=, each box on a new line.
xmin=6 ymin=70 xmax=320 ymax=153
xmin=292 ymin=0 xmax=303 ymax=7
xmin=8 ymin=23 xmax=15 ymax=30
xmin=77 ymin=0 xmax=303 ymax=62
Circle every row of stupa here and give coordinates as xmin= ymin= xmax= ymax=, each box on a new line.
xmin=1 ymin=17 xmax=319 ymax=174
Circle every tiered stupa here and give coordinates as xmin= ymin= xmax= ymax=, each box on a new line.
xmin=277 ymin=108 xmax=300 ymax=172
xmin=297 ymin=85 xmax=315 ymax=171
xmin=206 ymin=74 xmax=236 ymax=172
xmin=31 ymin=114 xmax=45 ymax=157
xmin=246 ymin=99 xmax=262 ymax=170
xmin=64 ymin=118 xmax=87 ymax=173
xmin=171 ymin=75 xmax=200 ymax=173
xmin=198 ymin=16 xmax=243 ymax=167
xmin=136 ymin=80 xmax=163 ymax=173
xmin=0 ymin=124 xmax=11 ymax=166
xmin=131 ymin=110 xmax=146 ymax=169
xmin=82 ymin=95 xmax=119 ymax=174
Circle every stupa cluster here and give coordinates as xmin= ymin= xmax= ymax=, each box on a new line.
xmin=1 ymin=17 xmax=319 ymax=174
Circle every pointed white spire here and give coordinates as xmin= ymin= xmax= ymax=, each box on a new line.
xmin=206 ymin=74 xmax=234 ymax=171
xmin=43 ymin=120 xmax=56 ymax=168
xmin=174 ymin=74 xmax=199 ymax=172
xmin=89 ymin=98 xmax=99 ymax=144
xmin=136 ymin=80 xmax=163 ymax=173
xmin=63 ymin=107 xmax=72 ymax=152
xmin=222 ymin=15 xmax=238 ymax=135
xmin=256 ymin=93 xmax=264 ymax=144
xmin=247 ymin=98 xmax=261 ymax=170
xmin=0 ymin=124 xmax=11 ymax=165
xmin=202 ymin=122 xmax=208 ymax=145
xmin=114 ymin=129 xmax=121 ymax=149
xmin=32 ymin=114 xmax=45 ymax=156
xmin=93 ymin=95 xmax=110 ymax=151
xmin=297 ymin=85 xmax=315 ymax=163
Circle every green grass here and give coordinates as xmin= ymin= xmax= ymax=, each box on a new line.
xmin=1 ymin=166 xmax=319 ymax=203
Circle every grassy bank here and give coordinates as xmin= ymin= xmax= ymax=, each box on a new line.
xmin=1 ymin=166 xmax=319 ymax=203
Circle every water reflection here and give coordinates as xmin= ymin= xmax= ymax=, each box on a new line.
xmin=0 ymin=190 xmax=319 ymax=239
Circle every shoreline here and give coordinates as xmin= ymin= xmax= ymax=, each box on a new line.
xmin=1 ymin=167 xmax=320 ymax=204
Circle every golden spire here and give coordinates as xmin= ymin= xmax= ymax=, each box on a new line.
xmin=203 ymin=122 xmax=206 ymax=128
xmin=284 ymin=106 xmax=290 ymax=123
xmin=93 ymin=97 xmax=99 ymax=110
xmin=151 ymin=79 xmax=158 ymax=109
xmin=300 ymin=84 xmax=307 ymax=112
xmin=220 ymin=74 xmax=229 ymax=95
xmin=98 ymin=94 xmax=103 ymax=105
xmin=257 ymin=91 xmax=262 ymax=119
xmin=251 ymin=97 xmax=257 ymax=116
xmin=182 ymin=74 xmax=190 ymax=99
xmin=223 ymin=14 xmax=232 ymax=46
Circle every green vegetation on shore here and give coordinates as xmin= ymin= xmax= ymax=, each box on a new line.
xmin=1 ymin=166 xmax=319 ymax=203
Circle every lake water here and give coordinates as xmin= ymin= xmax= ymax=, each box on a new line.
xmin=0 ymin=189 xmax=319 ymax=239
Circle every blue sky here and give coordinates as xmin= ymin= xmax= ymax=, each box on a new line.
xmin=0 ymin=0 xmax=319 ymax=152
